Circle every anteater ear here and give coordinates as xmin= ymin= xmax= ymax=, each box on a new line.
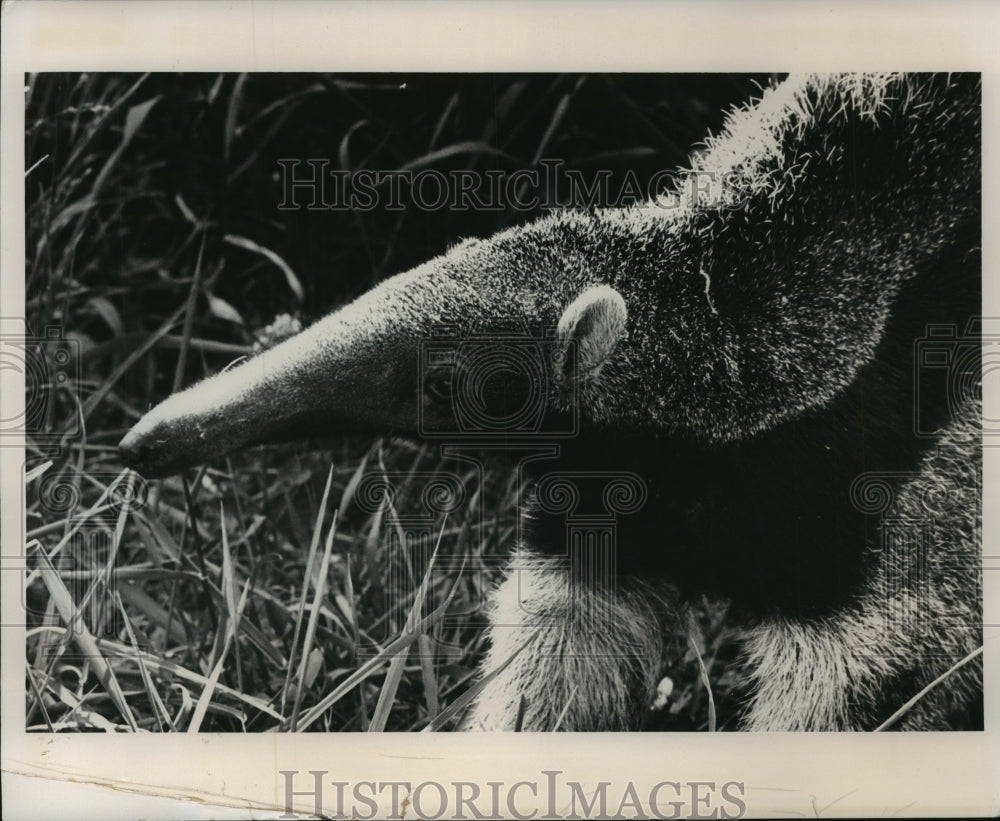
xmin=556 ymin=285 xmax=628 ymax=379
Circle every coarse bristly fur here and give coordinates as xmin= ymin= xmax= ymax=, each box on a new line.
xmin=120 ymin=73 xmax=983 ymax=731
xmin=468 ymin=551 xmax=682 ymax=732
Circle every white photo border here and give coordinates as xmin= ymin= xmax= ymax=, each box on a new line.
xmin=2 ymin=1 xmax=998 ymax=818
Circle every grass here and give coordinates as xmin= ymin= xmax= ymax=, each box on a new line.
xmin=23 ymin=72 xmax=766 ymax=732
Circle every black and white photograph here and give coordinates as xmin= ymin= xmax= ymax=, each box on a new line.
xmin=2 ymin=2 xmax=998 ymax=819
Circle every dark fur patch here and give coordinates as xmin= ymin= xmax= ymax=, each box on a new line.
xmin=523 ymin=222 xmax=980 ymax=619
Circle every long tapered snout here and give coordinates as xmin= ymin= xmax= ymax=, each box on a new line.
xmin=118 ymin=227 xmax=635 ymax=478
xmin=116 ymin=263 xmax=542 ymax=477
xmin=118 ymin=278 xmax=431 ymax=477
xmin=117 ymin=341 xmax=325 ymax=478
xmin=118 ymin=363 xmax=269 ymax=478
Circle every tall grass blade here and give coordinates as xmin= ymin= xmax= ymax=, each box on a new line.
xmin=368 ymin=515 xmax=448 ymax=731
xmin=290 ymin=510 xmax=339 ymax=731
xmin=34 ymin=548 xmax=138 ymax=731
xmin=281 ymin=464 xmax=335 ymax=714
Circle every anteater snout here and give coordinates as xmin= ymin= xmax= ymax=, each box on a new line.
xmin=118 ymin=426 xmax=158 ymax=475
xmin=118 ymin=421 xmax=191 ymax=478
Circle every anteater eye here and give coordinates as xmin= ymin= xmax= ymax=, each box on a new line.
xmin=426 ymin=373 xmax=453 ymax=404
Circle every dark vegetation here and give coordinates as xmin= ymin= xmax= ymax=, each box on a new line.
xmin=23 ymin=72 xmax=770 ymax=731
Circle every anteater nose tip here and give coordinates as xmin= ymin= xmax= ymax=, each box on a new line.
xmin=118 ymin=428 xmax=148 ymax=469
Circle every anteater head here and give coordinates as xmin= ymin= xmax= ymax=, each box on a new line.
xmin=121 ymin=73 xmax=981 ymax=479
xmin=118 ymin=229 xmax=629 ymax=478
